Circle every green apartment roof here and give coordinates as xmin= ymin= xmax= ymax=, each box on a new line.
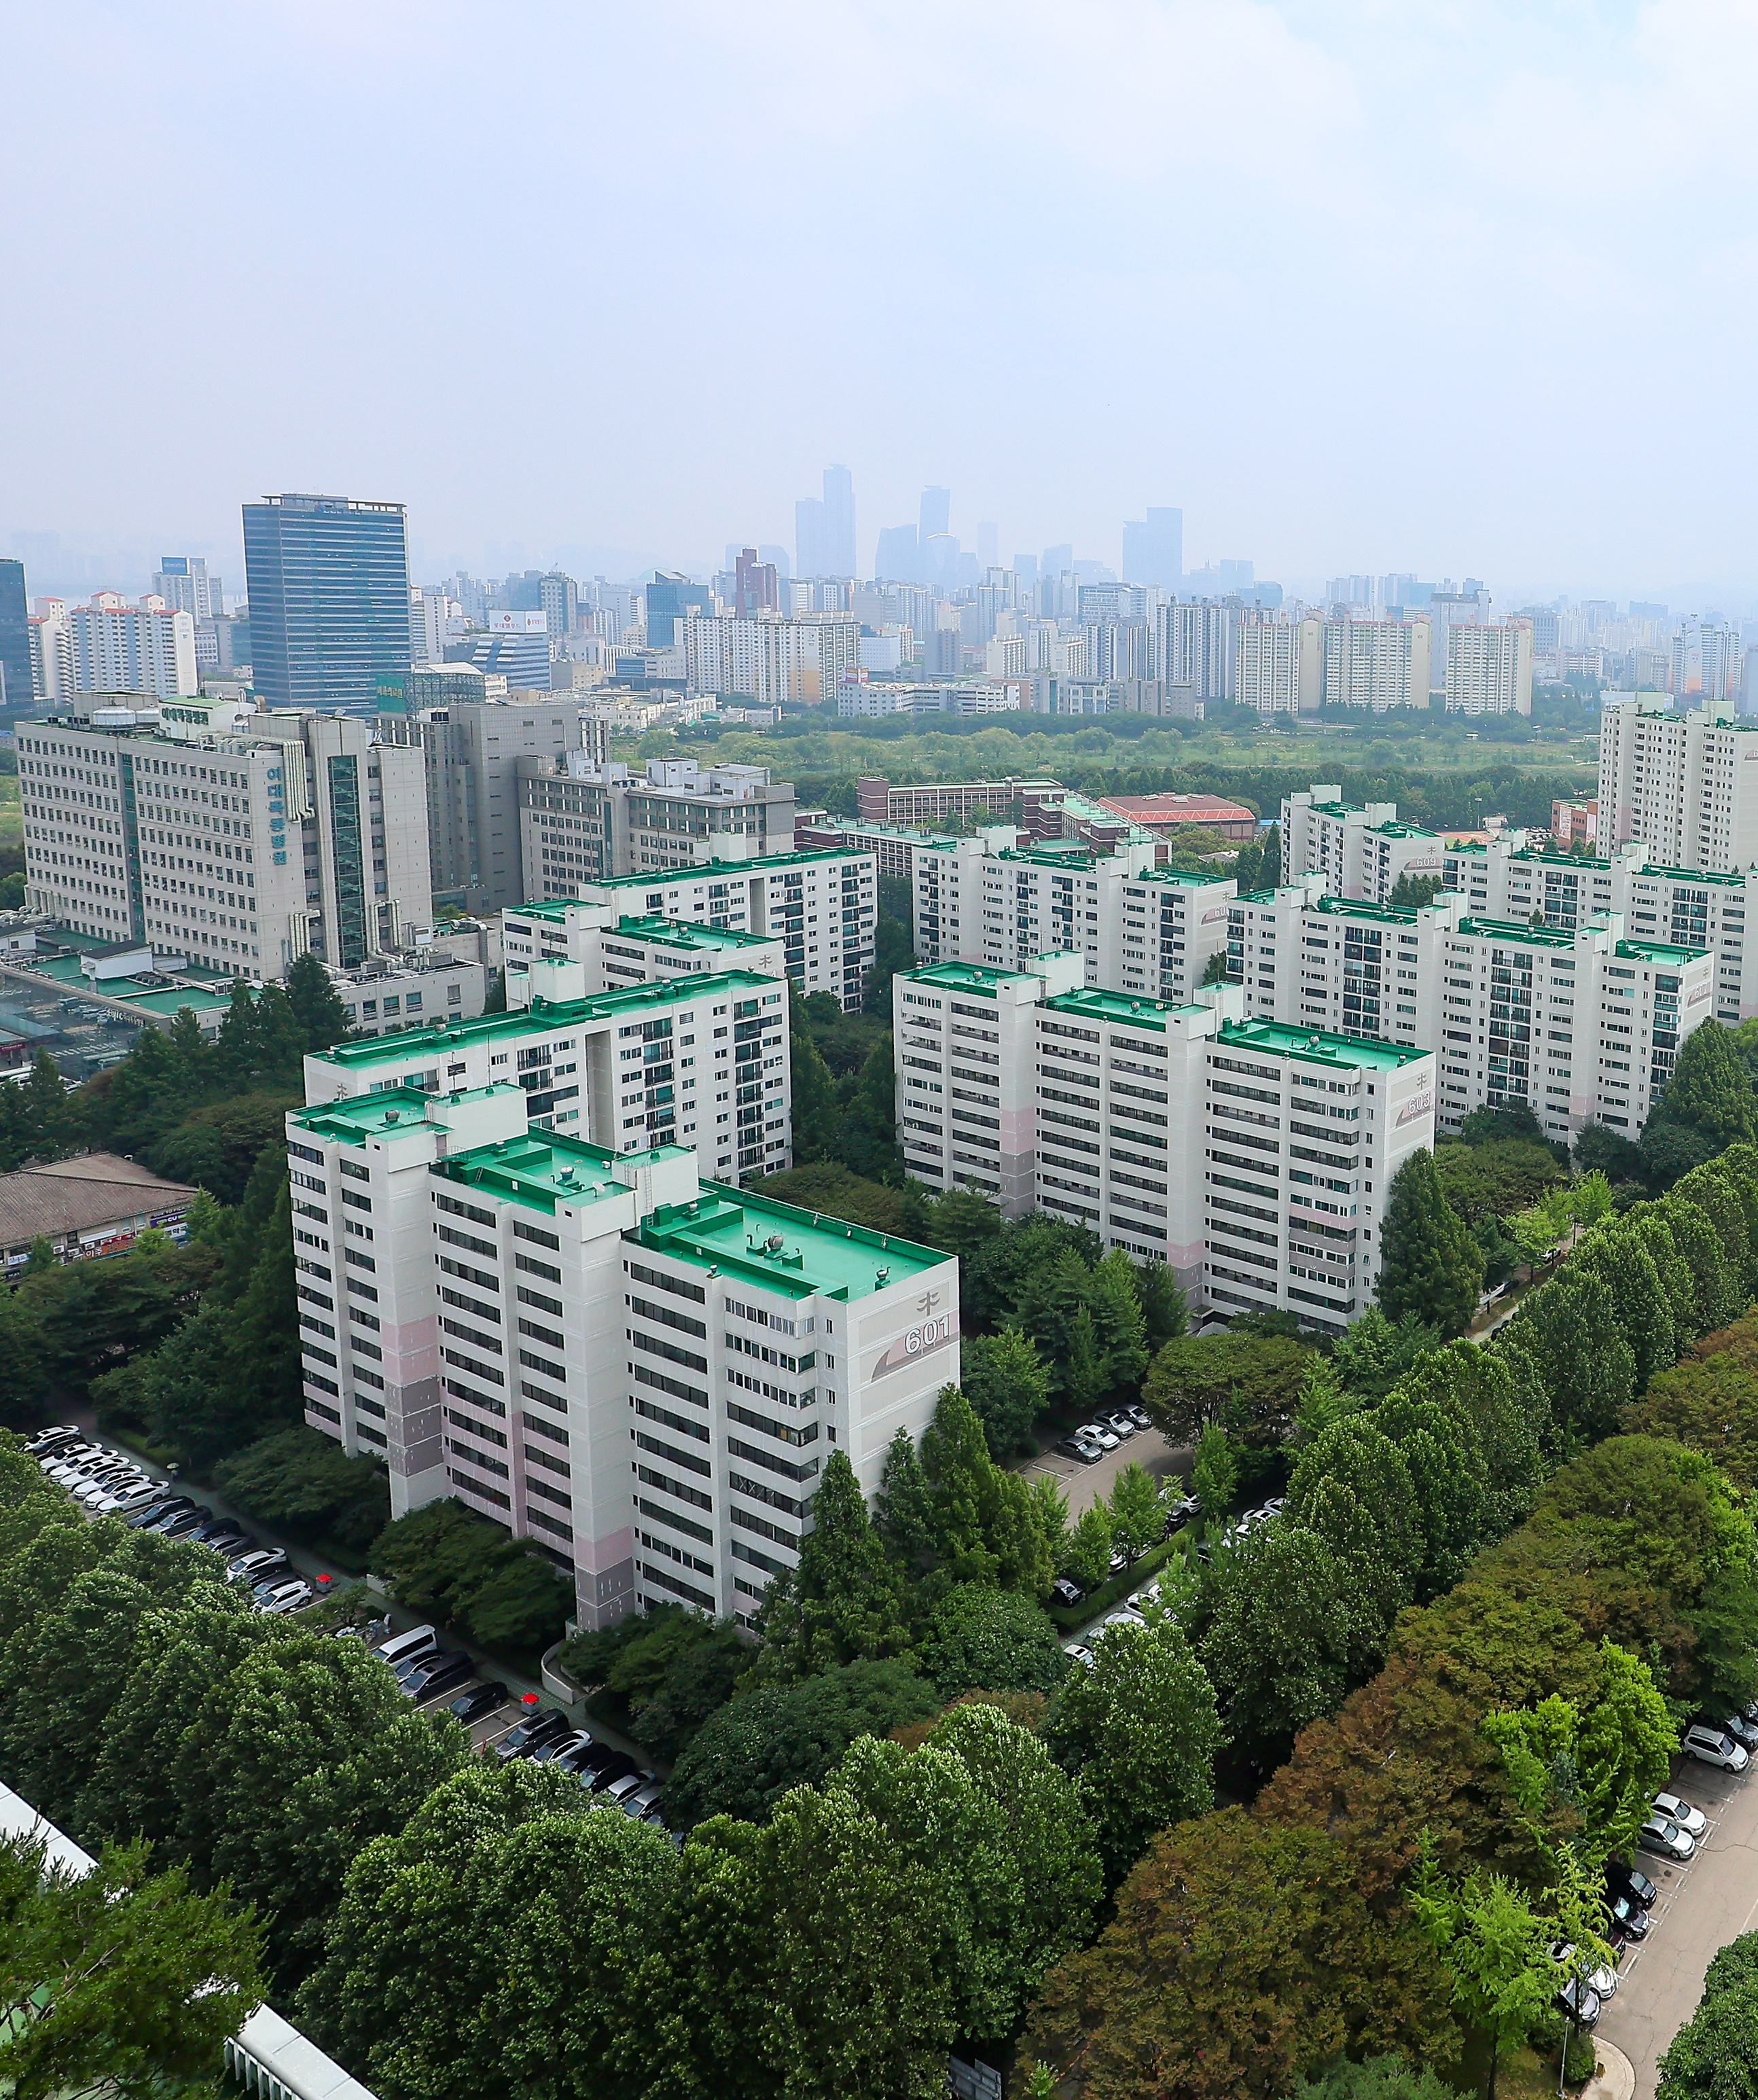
xmin=1617 ymin=939 xmax=1708 ymax=965
xmin=293 ymin=1086 xmax=444 ymax=1145
xmin=1139 ymin=866 xmax=1234 ymax=889
xmin=307 ymin=969 xmax=782 ymax=1071
xmin=1310 ymin=896 xmax=1420 ymax=927
xmin=435 ymin=1130 xmax=679 ymax=1215
xmin=904 ymin=960 xmax=1044 ymax=996
xmin=630 ymin=1185 xmax=948 ymax=1302
xmin=1043 ymin=987 xmax=1192 ymax=1035
xmin=1216 ymin=1018 xmax=1430 ymax=1071
xmin=1455 ymin=916 xmax=1584 ymax=949
xmin=1366 ymin=820 xmax=1439 ymax=840
xmin=609 ymin=914 xmax=776 ymax=954
xmin=582 ymin=848 xmax=866 ymax=892
xmin=1622 ymin=862 xmax=1746 ymax=888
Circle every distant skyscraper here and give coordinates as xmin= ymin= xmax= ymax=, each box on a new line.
xmin=643 ymin=572 xmax=711 ymax=646
xmin=153 ymin=555 xmax=221 ymax=619
xmin=732 ymin=548 xmax=779 ymax=617
xmin=795 ymin=467 xmax=857 ymax=578
xmin=242 ymin=492 xmax=412 ymax=713
xmin=1673 ymin=616 xmax=1742 ymax=702
xmin=0 ymin=559 xmax=29 ymax=705
xmin=875 ymin=524 xmax=918 ymax=581
xmin=919 ymin=487 xmax=951 ymax=541
xmin=1122 ymin=507 xmax=1182 ymax=589
xmin=1042 ymin=543 xmax=1073 ymax=578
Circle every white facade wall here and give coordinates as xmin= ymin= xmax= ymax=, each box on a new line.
xmin=1322 ymin=617 xmax=1431 ymax=711
xmin=69 ymin=603 xmax=197 ymax=698
xmin=891 ymin=963 xmax=1435 ymax=1332
xmin=910 ymin=832 xmax=1235 ymax=1003
xmin=1598 ymin=695 xmax=1758 ymax=874
xmin=1444 ymin=621 xmax=1533 ymax=716
xmin=1236 ymin=614 xmax=1323 ymax=716
xmin=1279 ymin=787 xmax=1445 ymax=903
xmin=1442 ymin=836 xmax=1755 ymax=1025
xmin=1227 ymin=881 xmax=1713 ymax=1143
xmin=289 ymin=1065 xmax=955 ymax=1630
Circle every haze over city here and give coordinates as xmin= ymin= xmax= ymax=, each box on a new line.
xmin=6 ymin=0 xmax=1757 ymax=603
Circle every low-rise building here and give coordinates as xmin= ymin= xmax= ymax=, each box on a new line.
xmin=0 ymin=1152 xmax=198 ymax=1268
xmin=893 ymin=961 xmax=1434 ymax=1330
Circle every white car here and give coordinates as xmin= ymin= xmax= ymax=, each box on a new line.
xmin=1681 ymin=1723 xmax=1749 ymax=1773
xmin=1062 ymin=1643 xmax=1094 ymax=1668
xmin=1653 ymin=1791 xmax=1707 ymax=1838
xmin=1076 ymin=1423 xmax=1120 ymax=1452
xmin=1551 ymin=1942 xmax=1617 ymax=1999
xmin=255 ymin=1580 xmax=315 ymax=1616
xmin=1101 ymin=1609 xmax=1146 ymax=1633
xmin=86 ymin=1477 xmax=152 ymax=1511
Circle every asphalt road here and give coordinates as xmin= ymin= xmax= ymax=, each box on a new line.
xmin=1596 ymin=1751 xmax=1758 ymax=2095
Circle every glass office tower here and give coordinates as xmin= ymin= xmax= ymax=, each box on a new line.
xmin=242 ymin=493 xmax=411 ymax=712
xmin=0 ymin=558 xmax=30 ymax=707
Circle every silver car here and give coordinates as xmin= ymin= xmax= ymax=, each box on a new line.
xmin=1653 ymin=1790 xmax=1707 ymax=1838
xmin=1637 ymin=1813 xmax=1696 ymax=1862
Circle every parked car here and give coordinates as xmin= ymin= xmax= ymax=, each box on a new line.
xmin=1682 ymin=1722 xmax=1750 ymax=1772
xmin=1125 ymin=1404 xmax=1151 ymax=1431
xmin=1718 ymin=1711 xmax=1758 ymax=1753
xmin=1054 ymin=1437 xmax=1102 ymax=1465
xmin=1653 ymin=1791 xmax=1708 ymax=1838
xmin=581 ymin=1752 xmax=641 ymax=1792
xmin=1077 ymin=1422 xmax=1120 ymax=1451
xmin=497 ymin=1708 xmax=571 ymax=1761
xmin=255 ymin=1580 xmax=315 ymax=1616
xmin=98 ymin=1484 xmax=165 ymax=1516
xmin=25 ymin=1427 xmax=82 ymax=1454
xmin=1102 ymin=1609 xmax=1145 ymax=1633
xmin=1100 ymin=1410 xmax=1136 ymax=1440
xmin=598 ymin=1772 xmax=651 ymax=1810
xmin=1160 ymin=1496 xmax=1198 ymax=1534
xmin=448 ymin=1681 xmax=509 ymax=1726
xmin=149 ymin=1510 xmax=208 ymax=1540
xmin=1128 ymin=1582 xmax=1161 ymax=1612
xmin=1605 ymin=1862 xmax=1660 ymax=1910
xmin=1605 ymin=1893 xmax=1649 ymax=1943
xmin=1062 ymin=1643 xmax=1094 ymax=1669
xmin=1107 ymin=1546 xmax=1132 ymax=1576
xmin=1050 ymin=1577 xmax=1086 ymax=1607
xmin=1554 ymin=1977 xmax=1601 ymax=2029
xmin=372 ymin=1625 xmax=439 ymax=1671
xmin=228 ymin=1549 xmax=289 ymax=1586
xmin=1637 ymin=1813 xmax=1696 ymax=1862
xmin=540 ymin=1730 xmax=598 ymax=1773
xmin=1550 ymin=1944 xmax=1617 ymax=2000
xmin=622 ymin=1780 xmax=664 ymax=1820
xmin=401 ymin=1653 xmax=475 ymax=1701
xmin=126 ymin=1497 xmax=192 ymax=1529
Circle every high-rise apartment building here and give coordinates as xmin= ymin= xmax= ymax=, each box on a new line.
xmin=1236 ymin=613 xmax=1323 ymax=716
xmin=26 ymin=599 xmax=74 ymax=702
xmin=1672 ymin=616 xmax=1742 ymax=702
xmin=1280 ymin=787 xmax=1446 ymax=903
xmin=1322 ymin=616 xmax=1431 ymax=711
xmin=0 ymin=559 xmax=29 ymax=706
xmin=1122 ymin=508 xmax=1183 ymax=589
xmin=67 ymin=595 xmax=197 ymax=698
xmin=908 ymin=832 xmax=1236 ymax=1003
xmin=18 ymin=696 xmax=432 ymax=972
xmin=503 ymin=845 xmax=874 ymax=1011
xmin=1158 ymin=601 xmax=1237 ymax=700
xmin=243 ymin=493 xmax=412 ymax=713
xmin=1426 ymin=590 xmax=1486 ymax=691
xmin=1444 ymin=621 xmax=1533 ymax=715
xmin=152 ymin=556 xmax=221 ymax=620
xmin=894 ymin=961 xmax=1435 ymax=1328
xmin=1225 ymin=879 xmax=1711 ymax=1145
xmin=1598 ymin=694 xmax=1758 ymax=872
xmin=682 ymin=613 xmax=858 ymax=706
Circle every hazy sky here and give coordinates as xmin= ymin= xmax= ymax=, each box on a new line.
xmin=5 ymin=1 xmax=1756 ymax=604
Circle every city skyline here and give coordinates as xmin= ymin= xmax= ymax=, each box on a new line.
xmin=6 ymin=2 xmax=1758 ymax=603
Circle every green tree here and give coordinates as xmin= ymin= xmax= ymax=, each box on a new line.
xmin=0 ymin=1286 xmax=48 ymax=1426
xmin=836 ymin=1035 xmax=901 ymax=1181
xmin=917 ymin=1585 xmax=1069 ymax=1700
xmin=787 ymin=987 xmax=842 ymax=1164
xmin=18 ymin=1052 xmax=80 ymax=1160
xmin=1291 ymin=1351 xmax=1361 ymax=1447
xmin=1086 ymin=1248 xmax=1151 ymax=1395
xmin=921 ymin=1185 xmax=1003 ymax=1262
xmin=1046 ymin=1614 xmax=1222 ymax=1881
xmin=1388 ymin=873 xmax=1444 ymax=910
xmin=665 ymin=1660 xmax=939 ymax=1828
xmin=1061 ymin=1501 xmax=1114 ymax=1592
xmin=214 ymin=1426 xmax=389 ymax=1550
xmin=1378 ymin=1150 xmax=1486 ymax=1337
xmin=1285 ymin=1420 xmax=1423 ymax=1659
xmin=0 ymin=1832 xmax=265 ymax=2100
xmin=1107 ymin=1460 xmax=1163 ymax=1561
xmin=1574 ymin=1121 xmax=1646 ymax=1184
xmin=918 ymin=1383 xmax=1050 ymax=1591
xmin=284 ymin=950 xmax=352 ymax=1052
xmin=756 ymin=1453 xmax=911 ymax=1679
xmin=1062 ymin=1304 xmax=1106 ymax=1418
xmin=958 ymin=1328 xmax=1050 ymax=1459
xmin=1407 ymin=1859 xmax=1563 ymax=2100
xmin=861 ymin=902 xmax=916 ymax=1015
xmin=1569 ymin=1222 xmax=1680 ymax=1389
xmin=1512 ymin=1264 xmax=1636 ymax=1445
xmin=1646 ymin=1019 xmax=1758 ymax=1166
xmin=1143 ymin=1331 xmax=1313 ymax=1448
xmin=1292 ymin=2056 xmax=1456 ymax=2100
xmin=1132 ymin=1256 xmax=1189 ymax=1351
xmin=1656 ymin=1977 xmax=1758 ymax=2100
xmin=873 ymin=1426 xmax=935 ymax=1571
xmin=1192 ymin=1420 xmax=1238 ymax=1525
xmin=1202 ymin=1524 xmax=1363 ymax=1767
xmin=1330 ymin=1308 xmax=1443 ymax=1400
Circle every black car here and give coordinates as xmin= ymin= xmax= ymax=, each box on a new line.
xmin=126 ymin=1496 xmax=192 ymax=1529
xmin=583 ymin=1750 xmax=641 ymax=1792
xmin=496 ymin=1708 xmax=571 ymax=1761
xmin=1606 ymin=1861 xmax=1660 ymax=1909
xmin=149 ymin=1509 xmax=208 ymax=1540
xmin=195 ymin=1525 xmax=253 ymax=1553
xmin=1605 ymin=1893 xmax=1649 ymax=1943
xmin=400 ymin=1652 xmax=474 ymax=1701
xmin=553 ymin=1734 xmax=605 ymax=1776
xmin=448 ymin=1681 xmax=509 ymax=1726
xmin=1050 ymin=1576 xmax=1085 ymax=1608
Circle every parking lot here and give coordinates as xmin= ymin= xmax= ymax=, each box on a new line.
xmin=1020 ymin=1422 xmax=1191 ymax=1517
xmin=1597 ymin=1751 xmax=1758 ymax=2097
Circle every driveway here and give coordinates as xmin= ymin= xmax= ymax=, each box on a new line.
xmin=1018 ymin=1425 xmax=1191 ymax=1516
xmin=1596 ymin=1752 xmax=1758 ymax=2095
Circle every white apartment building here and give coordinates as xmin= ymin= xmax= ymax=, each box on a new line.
xmin=683 ymin=613 xmax=859 ymax=706
xmin=289 ymin=994 xmax=949 ymax=1630
xmin=502 ymin=904 xmax=787 ymax=1008
xmin=1225 ymin=879 xmax=1712 ymax=1143
xmin=1598 ymin=694 xmax=1758 ymax=873
xmin=1672 ymin=617 xmax=1742 ymax=702
xmin=1280 ymin=787 xmax=1446 ymax=903
xmin=1236 ymin=613 xmax=1323 ymax=716
xmin=1441 ymin=834 xmax=1754 ymax=1024
xmin=69 ymin=595 xmax=197 ymax=699
xmin=1443 ymin=621 xmax=1533 ymax=716
xmin=517 ymin=755 xmax=798 ymax=886
xmin=1157 ymin=601 xmax=1237 ymax=700
xmin=1322 ymin=617 xmax=1431 ymax=711
xmin=893 ymin=961 xmax=1435 ymax=1330
xmin=909 ymin=832 xmax=1235 ymax=1003
xmin=26 ymin=600 xmax=74 ymax=701
xmin=18 ymin=696 xmax=433 ymax=977
xmin=503 ymin=845 xmax=875 ymax=1012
